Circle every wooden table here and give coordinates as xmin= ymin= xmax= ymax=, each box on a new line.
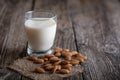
xmin=0 ymin=0 xmax=120 ymax=80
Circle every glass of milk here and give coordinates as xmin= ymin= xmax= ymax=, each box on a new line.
xmin=25 ymin=10 xmax=57 ymax=56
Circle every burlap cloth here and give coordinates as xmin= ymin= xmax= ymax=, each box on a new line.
xmin=8 ymin=57 xmax=83 ymax=80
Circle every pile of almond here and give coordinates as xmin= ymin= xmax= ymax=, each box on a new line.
xmin=27 ymin=47 xmax=87 ymax=74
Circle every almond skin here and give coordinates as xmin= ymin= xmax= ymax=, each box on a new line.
xmin=38 ymin=56 xmax=44 ymax=59
xmin=65 ymin=63 xmax=72 ymax=67
xmin=27 ymin=56 xmax=38 ymax=61
xmin=61 ymin=51 xmax=68 ymax=56
xmin=45 ymin=65 xmax=54 ymax=71
xmin=70 ymin=59 xmax=80 ymax=65
xmin=43 ymin=61 xmax=50 ymax=65
xmin=34 ymin=59 xmax=44 ymax=63
xmin=54 ymin=61 xmax=61 ymax=65
xmin=44 ymin=63 xmax=52 ymax=68
xmin=71 ymin=51 xmax=78 ymax=56
xmin=35 ymin=67 xmax=45 ymax=73
xmin=52 ymin=65 xmax=61 ymax=73
xmin=75 ymin=57 xmax=84 ymax=62
xmin=54 ymin=52 xmax=61 ymax=57
xmin=62 ymin=64 xmax=72 ymax=70
xmin=43 ymin=58 xmax=48 ymax=61
xmin=60 ymin=61 xmax=70 ymax=65
xmin=61 ymin=52 xmax=72 ymax=57
xmin=49 ymin=57 xmax=60 ymax=63
xmin=45 ymin=54 xmax=55 ymax=58
xmin=59 ymin=69 xmax=70 ymax=74
xmin=65 ymin=56 xmax=72 ymax=60
xmin=55 ymin=65 xmax=61 ymax=71
xmin=55 ymin=47 xmax=62 ymax=52
xmin=76 ymin=53 xmax=87 ymax=60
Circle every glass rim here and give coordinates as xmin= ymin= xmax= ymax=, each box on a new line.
xmin=25 ymin=10 xmax=57 ymax=19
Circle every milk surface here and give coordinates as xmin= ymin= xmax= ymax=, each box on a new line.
xmin=25 ymin=18 xmax=57 ymax=51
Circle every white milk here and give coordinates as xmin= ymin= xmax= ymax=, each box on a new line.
xmin=25 ymin=18 xmax=57 ymax=51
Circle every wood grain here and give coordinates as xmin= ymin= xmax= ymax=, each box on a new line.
xmin=67 ymin=0 xmax=120 ymax=80
xmin=0 ymin=0 xmax=32 ymax=66
xmin=0 ymin=0 xmax=33 ymax=80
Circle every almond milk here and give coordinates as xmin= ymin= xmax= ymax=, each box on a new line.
xmin=25 ymin=18 xmax=57 ymax=52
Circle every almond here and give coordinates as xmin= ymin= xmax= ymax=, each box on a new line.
xmin=65 ymin=56 xmax=72 ymax=60
xmin=56 ymin=65 xmax=61 ymax=71
xmin=45 ymin=65 xmax=54 ymax=71
xmin=44 ymin=63 xmax=52 ymax=68
xmin=55 ymin=47 xmax=62 ymax=52
xmin=34 ymin=59 xmax=44 ymax=63
xmin=66 ymin=63 xmax=72 ymax=67
xmin=38 ymin=56 xmax=44 ymax=59
xmin=61 ymin=51 xmax=72 ymax=57
xmin=35 ymin=67 xmax=45 ymax=73
xmin=44 ymin=58 xmax=48 ymax=61
xmin=49 ymin=57 xmax=60 ymax=63
xmin=70 ymin=59 xmax=80 ymax=65
xmin=75 ymin=57 xmax=84 ymax=62
xmin=54 ymin=61 xmax=61 ymax=65
xmin=71 ymin=51 xmax=78 ymax=56
xmin=52 ymin=65 xmax=61 ymax=73
xmin=76 ymin=53 xmax=87 ymax=60
xmin=59 ymin=69 xmax=70 ymax=74
xmin=60 ymin=61 xmax=70 ymax=65
xmin=43 ymin=61 xmax=50 ymax=65
xmin=61 ymin=51 xmax=68 ymax=56
xmin=27 ymin=56 xmax=38 ymax=61
xmin=45 ymin=54 xmax=55 ymax=58
xmin=54 ymin=52 xmax=61 ymax=57
xmin=62 ymin=64 xmax=72 ymax=70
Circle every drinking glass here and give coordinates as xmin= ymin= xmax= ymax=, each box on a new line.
xmin=25 ymin=10 xmax=57 ymax=56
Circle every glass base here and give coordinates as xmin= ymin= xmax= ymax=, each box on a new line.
xmin=27 ymin=48 xmax=53 ymax=56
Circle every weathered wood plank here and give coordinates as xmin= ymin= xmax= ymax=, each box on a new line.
xmin=67 ymin=0 xmax=120 ymax=80
xmin=0 ymin=0 xmax=33 ymax=80
xmin=0 ymin=0 xmax=32 ymax=66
